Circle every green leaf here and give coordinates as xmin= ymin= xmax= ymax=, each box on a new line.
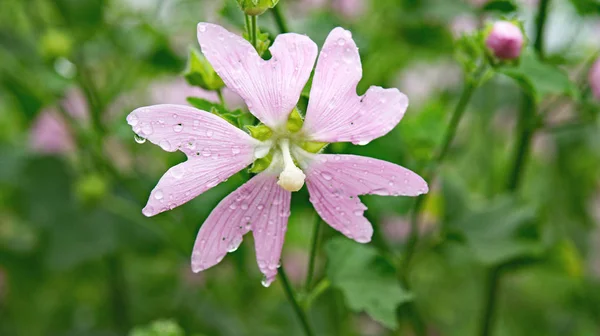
xmin=482 ymin=0 xmax=518 ymax=13
xmin=129 ymin=319 xmax=185 ymax=336
xmin=183 ymin=48 xmax=224 ymax=91
xmin=499 ymin=51 xmax=578 ymax=103
xmin=447 ymin=196 xmax=544 ymax=265
xmin=568 ymin=0 xmax=600 ymax=15
xmin=325 ymin=238 xmax=412 ymax=329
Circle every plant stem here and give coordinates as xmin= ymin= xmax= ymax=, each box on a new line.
xmin=479 ymin=0 xmax=550 ymax=330
xmin=534 ymin=0 xmax=551 ymax=58
xmin=278 ymin=266 xmax=315 ymax=336
xmin=250 ymin=15 xmax=258 ymax=49
xmin=106 ymin=254 xmax=130 ymax=332
xmin=271 ymin=3 xmax=289 ymax=33
xmin=402 ymin=77 xmax=477 ymax=271
xmin=304 ymin=215 xmax=322 ymax=293
xmin=216 ymin=89 xmax=225 ymax=106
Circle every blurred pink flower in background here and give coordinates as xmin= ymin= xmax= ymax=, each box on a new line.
xmin=283 ymin=249 xmax=309 ymax=285
xmin=332 ymin=0 xmax=366 ymax=19
xmin=355 ymin=314 xmax=385 ymax=336
xmin=589 ymin=58 xmax=600 ymax=100
xmin=148 ymin=79 xmax=244 ymax=108
xmin=450 ymin=14 xmax=479 ymax=38
xmin=395 ymin=60 xmax=461 ymax=107
xmin=382 ymin=215 xmax=434 ymax=244
xmin=29 ymin=88 xmax=88 ymax=154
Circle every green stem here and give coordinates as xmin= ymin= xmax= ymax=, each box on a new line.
xmin=304 ymin=215 xmax=322 ymax=292
xmin=478 ymin=266 xmax=502 ymax=336
xmin=271 ymin=4 xmax=289 ymax=33
xmin=534 ymin=0 xmax=551 ymax=58
xmin=402 ymin=77 xmax=478 ymax=271
xmin=278 ymin=266 xmax=315 ymax=336
xmin=106 ymin=255 xmax=130 ymax=332
xmin=250 ymin=15 xmax=258 ymax=50
xmin=506 ymin=94 xmax=536 ymax=192
xmin=216 ymin=89 xmax=225 ymax=107
xmin=303 ymin=279 xmax=331 ymax=310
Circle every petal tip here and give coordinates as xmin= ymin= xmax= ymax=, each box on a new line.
xmin=142 ymin=205 xmax=155 ymax=217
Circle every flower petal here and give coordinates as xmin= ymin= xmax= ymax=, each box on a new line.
xmin=305 ymin=154 xmax=428 ymax=243
xmin=197 ymin=22 xmax=318 ymax=129
xmin=126 ymin=104 xmax=259 ymax=216
xmin=191 ymin=171 xmax=291 ymax=286
xmin=302 ymin=27 xmax=409 ymax=145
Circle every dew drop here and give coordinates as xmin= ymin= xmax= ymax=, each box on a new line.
xmin=229 ymin=203 xmax=237 ymax=210
xmin=353 ymin=210 xmax=362 ymax=216
xmin=159 ymin=139 xmax=171 ymax=151
xmin=154 ymin=190 xmax=164 ymax=200
xmin=141 ymin=123 xmax=153 ymax=135
xmin=198 ymin=23 xmax=207 ymax=32
xmin=232 ymin=146 xmax=241 ymax=155
xmin=337 ymin=38 xmax=346 ymax=46
xmin=241 ymin=203 xmax=249 ymax=210
xmin=128 ymin=113 xmax=139 ymax=126
xmin=321 ymin=172 xmax=333 ymax=181
xmin=206 ymin=130 xmax=214 ymax=138
xmin=134 ymin=134 xmax=146 ymax=144
xmin=170 ymin=165 xmax=185 ymax=179
xmin=257 ymin=204 xmax=264 ymax=210
xmin=142 ymin=206 xmax=154 ymax=217
xmin=202 ymin=148 xmax=212 ymax=157
xmin=173 ymin=123 xmax=183 ymax=132
xmin=261 ymin=277 xmax=272 ymax=288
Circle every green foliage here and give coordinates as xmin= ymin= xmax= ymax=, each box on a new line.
xmin=246 ymin=124 xmax=273 ymax=141
xmin=184 ymin=48 xmax=225 ymax=91
xmin=237 ymin=0 xmax=279 ymax=16
xmin=568 ymin=0 xmax=600 ymax=15
xmin=481 ymin=0 xmax=519 ymax=13
xmin=325 ymin=238 xmax=412 ymax=329
xmin=187 ymin=97 xmax=254 ymax=128
xmin=447 ymin=196 xmax=544 ymax=266
xmin=130 ymin=319 xmax=185 ymax=336
xmin=499 ymin=51 xmax=578 ymax=103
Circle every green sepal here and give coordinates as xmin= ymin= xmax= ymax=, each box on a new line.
xmin=286 ymin=107 xmax=303 ymax=133
xmin=187 ymin=97 xmax=253 ymax=128
xmin=299 ymin=141 xmax=328 ymax=154
xmin=183 ymin=48 xmax=225 ymax=91
xmin=246 ymin=124 xmax=273 ymax=141
xmin=242 ymin=31 xmax=271 ymax=57
xmin=237 ymin=0 xmax=279 ymax=16
xmin=249 ymin=152 xmax=273 ymax=173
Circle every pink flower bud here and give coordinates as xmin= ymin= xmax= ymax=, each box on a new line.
xmin=589 ymin=58 xmax=600 ymax=100
xmin=485 ymin=21 xmax=524 ymax=60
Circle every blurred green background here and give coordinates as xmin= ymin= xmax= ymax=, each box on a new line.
xmin=1 ymin=0 xmax=599 ymax=335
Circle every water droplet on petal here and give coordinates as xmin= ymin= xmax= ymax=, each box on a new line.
xmin=134 ymin=134 xmax=146 ymax=144
xmin=232 ymin=146 xmax=241 ymax=155
xmin=321 ymin=172 xmax=333 ymax=181
xmin=257 ymin=204 xmax=264 ymax=210
xmin=141 ymin=123 xmax=153 ymax=135
xmin=198 ymin=23 xmax=207 ymax=32
xmin=173 ymin=123 xmax=183 ymax=132
xmin=170 ymin=165 xmax=185 ymax=179
xmin=159 ymin=139 xmax=171 ymax=151
xmin=128 ymin=113 xmax=139 ymax=126
xmin=261 ymin=277 xmax=272 ymax=288
xmin=229 ymin=203 xmax=237 ymax=210
xmin=202 ymin=148 xmax=211 ymax=157
xmin=154 ymin=190 xmax=164 ymax=200
xmin=337 ymin=38 xmax=346 ymax=46
xmin=241 ymin=203 xmax=249 ymax=210
xmin=206 ymin=130 xmax=214 ymax=138
xmin=142 ymin=206 xmax=154 ymax=216
xmin=353 ymin=210 xmax=362 ymax=216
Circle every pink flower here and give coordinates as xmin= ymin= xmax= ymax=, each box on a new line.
xmin=589 ymin=58 xmax=600 ymax=100
xmin=485 ymin=21 xmax=524 ymax=60
xmin=127 ymin=23 xmax=428 ymax=286
xmin=29 ymin=89 xmax=88 ymax=154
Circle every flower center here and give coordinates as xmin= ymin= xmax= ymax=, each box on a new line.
xmin=276 ymin=139 xmax=306 ymax=192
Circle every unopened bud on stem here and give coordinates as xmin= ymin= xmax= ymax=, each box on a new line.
xmin=485 ymin=21 xmax=524 ymax=60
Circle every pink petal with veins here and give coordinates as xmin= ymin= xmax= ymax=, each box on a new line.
xmin=192 ymin=172 xmax=291 ymax=287
xmin=197 ymin=22 xmax=318 ymax=128
xmin=305 ymin=154 xmax=428 ymax=243
xmin=302 ymin=27 xmax=408 ymax=145
xmin=126 ymin=104 xmax=259 ymax=216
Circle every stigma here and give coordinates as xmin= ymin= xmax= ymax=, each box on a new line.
xmin=277 ymin=139 xmax=306 ymax=192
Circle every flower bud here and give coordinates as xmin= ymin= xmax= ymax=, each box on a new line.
xmin=485 ymin=21 xmax=524 ymax=60
xmin=589 ymin=58 xmax=600 ymax=100
xmin=237 ymin=0 xmax=279 ymax=16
